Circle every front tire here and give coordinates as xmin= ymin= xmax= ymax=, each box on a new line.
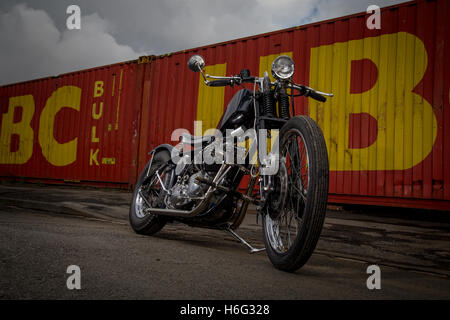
xmin=263 ymin=116 xmax=329 ymax=272
xmin=129 ymin=151 xmax=170 ymax=235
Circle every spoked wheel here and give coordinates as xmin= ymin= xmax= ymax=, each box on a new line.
xmin=263 ymin=116 xmax=329 ymax=272
xmin=129 ymin=151 xmax=170 ymax=235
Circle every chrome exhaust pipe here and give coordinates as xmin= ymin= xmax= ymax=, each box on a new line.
xmin=144 ymin=202 xmax=209 ymax=218
xmin=144 ymin=163 xmax=230 ymax=218
xmin=141 ymin=189 xmax=213 ymax=217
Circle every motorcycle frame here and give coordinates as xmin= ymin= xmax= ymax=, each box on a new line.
xmin=143 ymin=70 xmax=330 ymax=229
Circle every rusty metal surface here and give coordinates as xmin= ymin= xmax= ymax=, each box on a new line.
xmin=1 ymin=0 xmax=449 ymax=210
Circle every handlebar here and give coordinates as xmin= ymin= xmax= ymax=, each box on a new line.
xmin=306 ymin=89 xmax=327 ymax=103
xmin=288 ymin=84 xmax=333 ymax=102
xmin=208 ymin=79 xmax=234 ymax=87
xmin=204 ymin=73 xmax=333 ymax=103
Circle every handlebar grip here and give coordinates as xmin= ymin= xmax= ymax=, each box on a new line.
xmin=307 ymin=89 xmax=327 ymax=103
xmin=208 ymin=79 xmax=233 ymax=87
xmin=242 ymin=76 xmax=256 ymax=83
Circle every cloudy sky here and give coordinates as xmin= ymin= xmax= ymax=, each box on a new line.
xmin=0 ymin=0 xmax=406 ymax=85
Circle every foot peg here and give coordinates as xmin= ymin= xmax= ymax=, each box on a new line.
xmin=225 ymin=227 xmax=265 ymax=254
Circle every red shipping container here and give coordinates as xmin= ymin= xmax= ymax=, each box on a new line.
xmin=1 ymin=0 xmax=449 ymax=210
xmin=0 ymin=60 xmax=149 ymax=187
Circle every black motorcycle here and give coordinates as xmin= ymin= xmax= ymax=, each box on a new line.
xmin=130 ymin=54 xmax=332 ymax=272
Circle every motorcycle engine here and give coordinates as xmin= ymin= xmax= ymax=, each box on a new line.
xmin=167 ymin=170 xmax=210 ymax=209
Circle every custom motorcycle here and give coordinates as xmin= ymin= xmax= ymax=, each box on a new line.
xmin=129 ymin=54 xmax=332 ymax=272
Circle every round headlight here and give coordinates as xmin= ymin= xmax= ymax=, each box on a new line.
xmin=271 ymin=55 xmax=295 ymax=80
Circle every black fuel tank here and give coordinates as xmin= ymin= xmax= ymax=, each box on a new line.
xmin=217 ymin=89 xmax=254 ymax=132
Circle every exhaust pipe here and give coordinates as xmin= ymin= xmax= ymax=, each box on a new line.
xmin=139 ymin=189 xmax=213 ymax=218
xmin=142 ymin=163 xmax=230 ymax=218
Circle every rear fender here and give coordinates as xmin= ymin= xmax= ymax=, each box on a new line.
xmin=148 ymin=144 xmax=174 ymax=157
xmin=146 ymin=144 xmax=175 ymax=178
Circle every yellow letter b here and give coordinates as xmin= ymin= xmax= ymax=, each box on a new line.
xmin=0 ymin=95 xmax=35 ymax=164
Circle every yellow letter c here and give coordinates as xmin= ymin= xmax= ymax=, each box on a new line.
xmin=39 ymin=86 xmax=81 ymax=166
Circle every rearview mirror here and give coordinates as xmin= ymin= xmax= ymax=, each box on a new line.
xmin=187 ymin=55 xmax=205 ymax=72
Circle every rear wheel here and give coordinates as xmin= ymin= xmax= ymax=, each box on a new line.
xmin=263 ymin=116 xmax=329 ymax=272
xmin=129 ymin=151 xmax=170 ymax=235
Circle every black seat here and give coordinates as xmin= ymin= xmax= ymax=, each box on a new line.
xmin=180 ymin=133 xmax=214 ymax=146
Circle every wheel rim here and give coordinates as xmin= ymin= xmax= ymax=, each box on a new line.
xmin=135 ymin=186 xmax=150 ymax=218
xmin=265 ymin=128 xmax=310 ymax=254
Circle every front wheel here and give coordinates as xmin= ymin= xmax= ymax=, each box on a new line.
xmin=263 ymin=116 xmax=329 ymax=272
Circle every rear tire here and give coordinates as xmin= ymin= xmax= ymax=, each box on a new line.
xmin=129 ymin=151 xmax=170 ymax=235
xmin=263 ymin=116 xmax=329 ymax=272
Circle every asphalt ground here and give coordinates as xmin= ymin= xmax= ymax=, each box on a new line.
xmin=0 ymin=183 xmax=449 ymax=299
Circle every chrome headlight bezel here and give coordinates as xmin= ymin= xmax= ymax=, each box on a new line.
xmin=271 ymin=55 xmax=295 ymax=80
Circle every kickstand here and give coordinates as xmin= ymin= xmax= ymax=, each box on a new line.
xmin=225 ymin=226 xmax=265 ymax=254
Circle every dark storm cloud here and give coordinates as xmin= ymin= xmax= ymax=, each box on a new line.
xmin=0 ymin=4 xmax=142 ymax=85
xmin=0 ymin=0 xmax=405 ymax=85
